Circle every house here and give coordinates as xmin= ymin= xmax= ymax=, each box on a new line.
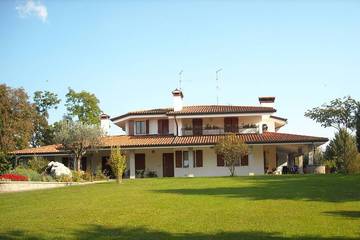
xmin=12 ymin=89 xmax=328 ymax=178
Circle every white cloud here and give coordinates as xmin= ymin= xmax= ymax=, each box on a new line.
xmin=16 ymin=0 xmax=48 ymax=22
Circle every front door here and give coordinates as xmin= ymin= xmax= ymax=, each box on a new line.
xmin=162 ymin=153 xmax=174 ymax=177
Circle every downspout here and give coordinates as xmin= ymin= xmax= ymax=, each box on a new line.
xmin=174 ymin=115 xmax=179 ymax=136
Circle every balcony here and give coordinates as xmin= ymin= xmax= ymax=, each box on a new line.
xmin=181 ymin=125 xmax=259 ymax=136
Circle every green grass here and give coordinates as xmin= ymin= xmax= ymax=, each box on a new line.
xmin=0 ymin=175 xmax=359 ymax=239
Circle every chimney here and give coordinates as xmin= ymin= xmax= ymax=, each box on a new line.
xmin=100 ymin=113 xmax=111 ymax=135
xmin=172 ymin=88 xmax=184 ymax=111
xmin=259 ymin=96 xmax=275 ymax=108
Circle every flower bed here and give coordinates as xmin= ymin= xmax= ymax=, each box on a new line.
xmin=0 ymin=174 xmax=28 ymax=181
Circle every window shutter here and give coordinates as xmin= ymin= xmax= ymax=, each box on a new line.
xmin=158 ymin=119 xmax=163 ymax=135
xmin=175 ymin=151 xmax=182 ymax=168
xmin=217 ymin=154 xmax=224 ymax=166
xmin=196 ymin=150 xmax=203 ymax=167
xmin=241 ymin=154 xmax=249 ymax=166
xmin=163 ymin=119 xmax=169 ymax=134
xmin=146 ymin=120 xmax=149 ymax=134
xmin=128 ymin=120 xmax=134 ymax=135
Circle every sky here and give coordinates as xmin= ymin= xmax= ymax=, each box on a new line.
xmin=0 ymin=0 xmax=359 ymax=139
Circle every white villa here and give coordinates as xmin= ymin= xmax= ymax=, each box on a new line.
xmin=13 ymin=89 xmax=328 ymax=178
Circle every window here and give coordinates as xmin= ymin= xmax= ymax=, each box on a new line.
xmin=135 ymin=121 xmax=146 ymax=135
xmin=241 ymin=155 xmax=249 ymax=166
xmin=183 ymin=151 xmax=189 ymax=168
xmin=193 ymin=150 xmax=203 ymax=167
xmin=175 ymin=151 xmax=182 ymax=168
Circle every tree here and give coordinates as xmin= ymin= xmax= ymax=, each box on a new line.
xmin=305 ymin=96 xmax=359 ymax=131
xmin=31 ymin=91 xmax=61 ymax=147
xmin=65 ymin=88 xmax=101 ymax=125
xmin=215 ymin=133 xmax=248 ymax=176
xmin=109 ymin=147 xmax=127 ymax=183
xmin=356 ymin=106 xmax=360 ymax=152
xmin=54 ymin=121 xmax=103 ymax=171
xmin=0 ymin=151 xmax=12 ymax=174
xmin=0 ymin=84 xmax=36 ymax=153
xmin=325 ymin=128 xmax=359 ymax=174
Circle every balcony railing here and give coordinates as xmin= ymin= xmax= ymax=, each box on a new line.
xmin=181 ymin=126 xmax=259 ymax=136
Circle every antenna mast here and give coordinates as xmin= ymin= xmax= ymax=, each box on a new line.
xmin=216 ymin=68 xmax=222 ymax=105
xmin=179 ymin=70 xmax=183 ymax=90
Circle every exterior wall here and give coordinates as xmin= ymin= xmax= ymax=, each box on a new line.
xmin=122 ymin=114 xmax=281 ymax=136
xmin=126 ymin=145 xmax=265 ymax=178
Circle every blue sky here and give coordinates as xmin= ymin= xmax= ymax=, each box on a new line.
xmin=0 ymin=0 xmax=359 ymax=138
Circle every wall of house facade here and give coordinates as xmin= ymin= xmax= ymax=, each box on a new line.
xmin=128 ymin=145 xmax=265 ymax=178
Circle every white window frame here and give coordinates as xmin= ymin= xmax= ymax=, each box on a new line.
xmin=183 ymin=151 xmax=189 ymax=168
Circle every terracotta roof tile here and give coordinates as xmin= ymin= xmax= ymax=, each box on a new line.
xmin=12 ymin=132 xmax=327 ymax=155
xmin=167 ymin=105 xmax=276 ymax=115
xmin=111 ymin=105 xmax=276 ymax=121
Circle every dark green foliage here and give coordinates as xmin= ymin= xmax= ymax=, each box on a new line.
xmin=356 ymin=106 xmax=360 ymax=152
xmin=65 ymin=88 xmax=101 ymax=125
xmin=0 ymin=152 xmax=12 ymax=174
xmin=305 ymin=96 xmax=359 ymax=131
xmin=31 ymin=91 xmax=60 ymax=147
xmin=28 ymin=156 xmax=49 ymax=174
xmin=325 ymin=128 xmax=360 ymax=174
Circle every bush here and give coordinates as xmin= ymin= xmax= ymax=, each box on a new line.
xmin=81 ymin=172 xmax=92 ymax=181
xmin=0 ymin=152 xmax=12 ymax=174
xmin=11 ymin=167 xmax=42 ymax=181
xmin=41 ymin=174 xmax=54 ymax=182
xmin=71 ymin=171 xmax=84 ymax=182
xmin=28 ymin=156 xmax=48 ymax=173
xmin=94 ymin=170 xmax=108 ymax=181
xmin=57 ymin=175 xmax=72 ymax=182
xmin=146 ymin=170 xmax=157 ymax=178
xmin=0 ymin=173 xmax=28 ymax=181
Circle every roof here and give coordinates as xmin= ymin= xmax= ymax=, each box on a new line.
xmin=12 ymin=132 xmax=328 ymax=155
xmin=270 ymin=115 xmax=288 ymax=122
xmin=111 ymin=105 xmax=276 ymax=121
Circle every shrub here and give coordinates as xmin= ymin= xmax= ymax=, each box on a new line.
xmin=28 ymin=156 xmax=48 ymax=173
xmin=81 ymin=172 xmax=92 ymax=181
xmin=41 ymin=174 xmax=54 ymax=182
xmin=11 ymin=167 xmax=42 ymax=181
xmin=94 ymin=170 xmax=108 ymax=181
xmin=0 ymin=173 xmax=28 ymax=181
xmin=71 ymin=170 xmax=84 ymax=182
xmin=146 ymin=170 xmax=157 ymax=178
xmin=109 ymin=147 xmax=127 ymax=183
xmin=57 ymin=175 xmax=72 ymax=182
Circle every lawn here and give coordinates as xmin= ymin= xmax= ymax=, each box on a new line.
xmin=0 ymin=175 xmax=359 ymax=240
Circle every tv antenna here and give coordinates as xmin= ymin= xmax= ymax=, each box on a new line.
xmin=178 ymin=70 xmax=183 ymax=89
xmin=216 ymin=68 xmax=223 ymax=105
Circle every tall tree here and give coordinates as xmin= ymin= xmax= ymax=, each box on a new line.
xmin=305 ymin=96 xmax=359 ymax=131
xmin=54 ymin=121 xmax=103 ymax=171
xmin=31 ymin=91 xmax=61 ymax=147
xmin=356 ymin=106 xmax=360 ymax=152
xmin=215 ymin=133 xmax=248 ymax=176
xmin=65 ymin=88 xmax=101 ymax=125
xmin=0 ymin=84 xmax=36 ymax=153
xmin=325 ymin=128 xmax=359 ymax=174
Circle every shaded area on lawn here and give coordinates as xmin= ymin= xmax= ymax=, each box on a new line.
xmin=154 ymin=175 xmax=360 ymax=202
xmin=0 ymin=225 xmax=358 ymax=240
xmin=324 ymin=211 xmax=360 ymax=219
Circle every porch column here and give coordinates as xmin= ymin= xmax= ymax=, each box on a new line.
xmin=129 ymin=151 xmax=136 ymax=179
xmin=298 ymin=155 xmax=304 ymax=174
